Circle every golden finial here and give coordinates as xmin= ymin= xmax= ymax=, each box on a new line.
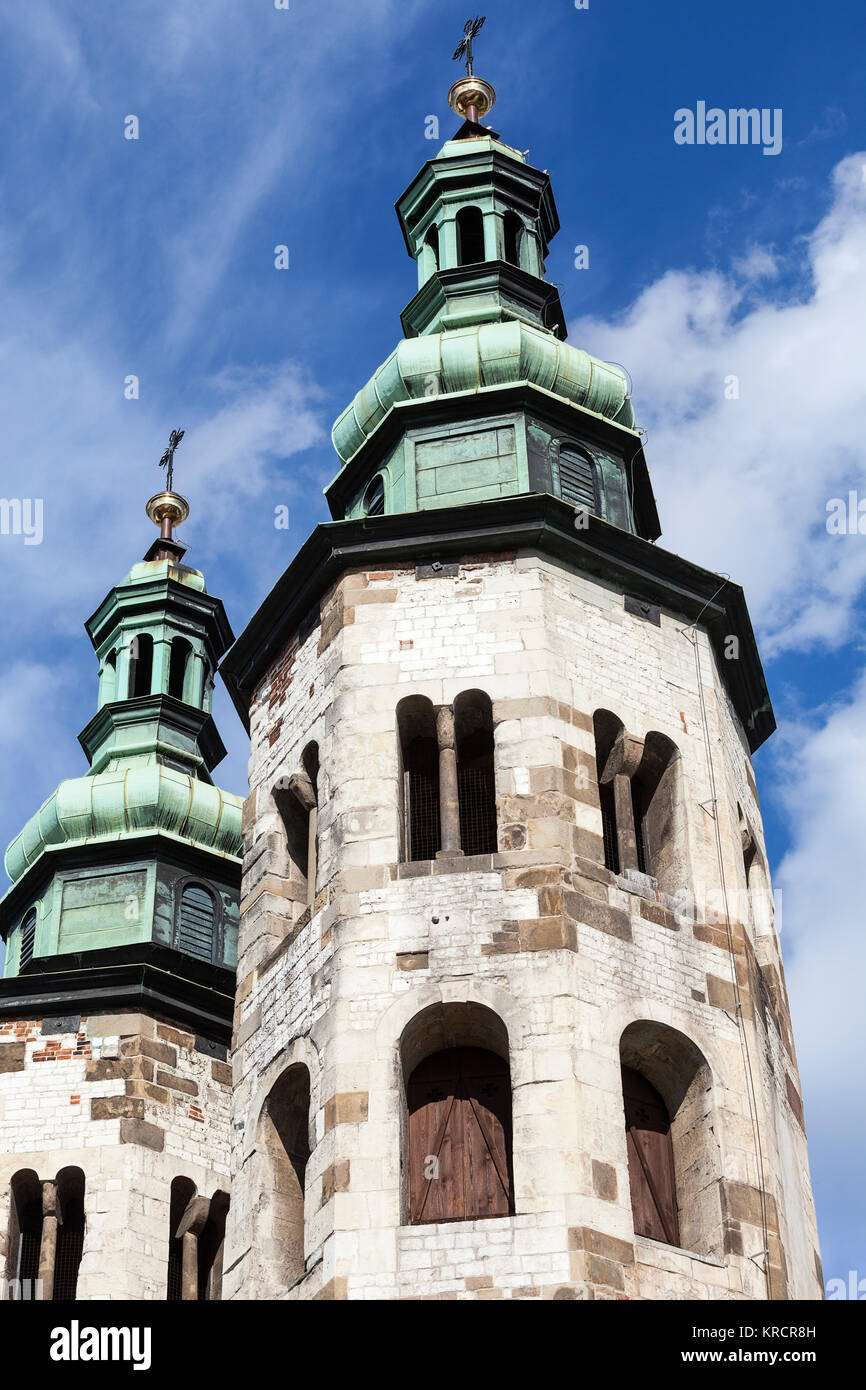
xmin=146 ymin=428 xmax=189 ymax=541
xmin=449 ymin=16 xmax=496 ymax=125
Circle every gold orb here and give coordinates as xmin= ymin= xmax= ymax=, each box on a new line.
xmin=146 ymin=490 xmax=190 ymax=529
xmin=447 ymin=75 xmax=496 ymax=120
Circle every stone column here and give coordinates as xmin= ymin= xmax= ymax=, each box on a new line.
xmin=600 ymin=731 xmax=644 ymax=875
xmin=177 ymin=1196 xmax=211 ymax=1302
xmin=436 ymin=706 xmax=462 ymax=857
xmin=38 ymin=1181 xmax=59 ymax=1302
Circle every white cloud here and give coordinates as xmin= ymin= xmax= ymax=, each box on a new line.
xmin=571 ymin=153 xmax=866 ymax=657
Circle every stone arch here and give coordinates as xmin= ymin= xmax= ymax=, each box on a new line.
xmin=453 ymin=689 xmax=497 ymax=856
xmin=399 ymin=1001 xmax=513 ymax=1225
xmin=396 ymin=695 xmax=440 ymax=862
xmin=251 ymin=1061 xmax=313 ymax=1293
xmin=633 ymin=730 xmax=689 ymax=895
xmin=456 ymin=206 xmax=485 ymax=265
xmin=619 ymin=1019 xmax=724 ymax=1258
xmin=5 ymin=1168 xmax=41 ymax=1284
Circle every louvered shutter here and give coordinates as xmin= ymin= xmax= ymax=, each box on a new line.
xmin=19 ymin=910 xmax=36 ymax=969
xmin=558 ymin=447 xmax=597 ymax=512
xmin=178 ymin=885 xmax=216 ymax=963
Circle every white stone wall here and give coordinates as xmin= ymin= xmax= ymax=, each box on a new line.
xmin=0 ymin=1012 xmax=231 ymax=1300
xmin=226 ymin=551 xmax=823 ymax=1301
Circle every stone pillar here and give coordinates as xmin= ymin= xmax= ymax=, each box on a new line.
xmin=599 ymin=730 xmax=644 ymax=875
xmin=38 ymin=1181 xmax=58 ymax=1302
xmin=436 ymin=706 xmax=462 ymax=857
xmin=177 ymin=1195 xmax=211 ymax=1302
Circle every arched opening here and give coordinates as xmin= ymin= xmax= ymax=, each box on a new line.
xmin=257 ymin=1065 xmax=311 ymax=1289
xmin=593 ymin=710 xmax=624 ymax=873
xmin=456 ymin=206 xmax=485 ymax=266
xmin=503 ymin=211 xmax=524 ymax=267
xmin=740 ymin=808 xmax=773 ymax=935
xmin=397 ymin=697 xmax=440 ymax=862
xmin=128 ymin=633 xmax=154 ymax=698
xmin=168 ymin=637 xmax=193 ymax=701
xmin=177 ymin=884 xmax=217 ymax=963
xmin=19 ymin=908 xmax=37 ymax=970
xmin=401 ymin=1003 xmax=513 ymax=1225
xmin=362 ymin=474 xmax=385 ymax=517
xmin=632 ymin=732 xmax=684 ymax=892
xmin=102 ymin=648 xmax=117 ymax=703
xmin=6 ymin=1170 xmax=42 ymax=1287
xmin=558 ymin=443 xmax=597 ymax=513
xmin=620 ymin=1022 xmax=722 ymax=1256
xmin=53 ymin=1167 xmax=85 ymax=1301
xmin=198 ymin=1190 xmax=230 ymax=1301
xmin=167 ymin=1177 xmax=197 ymax=1301
xmin=454 ymin=689 xmax=497 ymax=855
xmin=273 ymin=744 xmax=319 ymax=915
xmin=422 ymin=223 xmax=440 ymax=277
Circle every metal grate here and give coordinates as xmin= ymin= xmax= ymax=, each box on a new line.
xmin=178 ymin=885 xmax=216 ymax=963
xmin=631 ymin=782 xmax=650 ymax=876
xmin=558 ymin=446 xmax=596 ymax=512
xmin=404 ymin=737 xmax=440 ymax=861
xmin=53 ymin=1204 xmax=85 ymax=1300
xmin=458 ymin=762 xmax=497 ymax=856
xmin=166 ymin=1237 xmax=184 ymax=1301
xmin=19 ymin=910 xmax=37 ymax=969
xmin=364 ymin=476 xmax=385 ymax=516
xmin=599 ymin=780 xmax=619 ymax=873
xmin=18 ymin=1227 xmax=41 ymax=1284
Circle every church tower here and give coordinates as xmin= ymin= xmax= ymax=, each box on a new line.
xmin=220 ymin=60 xmax=823 ymax=1301
xmin=0 ymin=481 xmax=241 ymax=1300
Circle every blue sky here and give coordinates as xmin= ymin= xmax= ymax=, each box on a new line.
xmin=0 ymin=0 xmax=863 ymax=1290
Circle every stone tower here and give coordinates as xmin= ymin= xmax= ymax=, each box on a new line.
xmin=221 ymin=70 xmax=823 ymax=1302
xmin=0 ymin=492 xmax=242 ymax=1300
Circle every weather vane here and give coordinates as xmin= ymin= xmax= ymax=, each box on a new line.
xmin=158 ymin=428 xmax=184 ymax=493
xmin=453 ymin=16 xmax=485 ymax=77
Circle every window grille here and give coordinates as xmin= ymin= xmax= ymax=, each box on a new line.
xmin=632 ymin=781 xmax=650 ymax=876
xmin=178 ymin=885 xmax=216 ymax=963
xmin=599 ymin=781 xmax=619 ymax=873
xmin=404 ymin=740 xmax=441 ymax=861
xmin=458 ymin=761 xmax=497 ymax=856
xmin=17 ymin=1204 xmax=41 ymax=1283
xmin=363 ymin=475 xmax=385 ymax=516
xmin=558 ymin=446 xmax=597 ymax=512
xmin=53 ymin=1201 xmax=85 ymax=1300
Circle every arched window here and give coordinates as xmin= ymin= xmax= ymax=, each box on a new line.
xmin=168 ymin=637 xmax=193 ymax=701
xmin=558 ymin=444 xmax=597 ymax=512
xmin=631 ymin=732 xmax=682 ymax=890
xmin=53 ymin=1167 xmax=85 ymax=1301
xmin=593 ymin=710 xmax=624 ymax=874
xmin=257 ymin=1065 xmax=311 ymax=1289
xmin=166 ymin=1179 xmax=229 ymax=1300
xmin=454 ymin=690 xmax=497 ymax=855
xmin=273 ymin=744 xmax=319 ymax=915
xmin=402 ymin=1003 xmax=513 ymax=1225
xmin=177 ymin=884 xmax=217 ymax=963
xmin=621 ymin=1065 xmax=679 ymax=1246
xmin=362 ymin=475 xmax=385 ymax=517
xmin=620 ymin=1022 xmax=722 ymax=1256
xmin=128 ymin=633 xmax=154 ymax=698
xmin=19 ymin=908 xmax=37 ymax=970
xmin=456 ymin=206 xmax=485 ymax=266
xmin=397 ymin=697 xmax=440 ymax=861
xmin=7 ymin=1168 xmax=86 ymax=1298
xmin=503 ymin=211 xmax=524 ymax=267
xmin=7 ymin=1170 xmax=42 ymax=1288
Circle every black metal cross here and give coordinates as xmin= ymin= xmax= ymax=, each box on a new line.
xmin=158 ymin=428 xmax=184 ymax=492
xmin=452 ymin=16 xmax=485 ymax=77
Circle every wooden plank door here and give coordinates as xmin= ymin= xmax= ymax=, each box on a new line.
xmin=408 ymin=1047 xmax=512 ymax=1224
xmin=622 ymin=1064 xmax=680 ymax=1247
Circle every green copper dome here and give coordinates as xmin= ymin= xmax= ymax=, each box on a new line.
xmin=332 ymin=320 xmax=634 ymax=467
xmin=4 ymin=764 xmax=242 ymax=886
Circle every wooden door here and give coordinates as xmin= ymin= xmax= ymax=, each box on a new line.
xmin=622 ymin=1064 xmax=680 ymax=1247
xmin=408 ymin=1047 xmax=512 ymax=1224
